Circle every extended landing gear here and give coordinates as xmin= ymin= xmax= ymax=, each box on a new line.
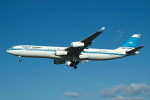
xmin=70 ymin=61 xmax=79 ymax=69
xmin=74 ymin=66 xmax=77 ymax=69
xmin=66 ymin=61 xmax=79 ymax=69
xmin=73 ymin=61 xmax=79 ymax=69
xmin=19 ymin=56 xmax=22 ymax=62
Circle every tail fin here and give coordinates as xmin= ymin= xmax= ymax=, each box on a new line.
xmin=121 ymin=34 xmax=140 ymax=48
xmin=116 ymin=34 xmax=144 ymax=55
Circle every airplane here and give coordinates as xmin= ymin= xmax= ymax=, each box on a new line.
xmin=6 ymin=27 xmax=144 ymax=69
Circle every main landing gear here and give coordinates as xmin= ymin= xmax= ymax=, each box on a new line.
xmin=71 ymin=61 xmax=79 ymax=69
xmin=19 ymin=56 xmax=22 ymax=62
xmin=66 ymin=60 xmax=79 ymax=69
xmin=74 ymin=66 xmax=77 ymax=69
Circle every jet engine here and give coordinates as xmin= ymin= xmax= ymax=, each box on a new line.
xmin=55 ymin=51 xmax=68 ymax=56
xmin=71 ymin=42 xmax=84 ymax=47
xmin=54 ymin=60 xmax=65 ymax=64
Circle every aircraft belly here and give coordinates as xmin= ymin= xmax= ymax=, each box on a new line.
xmin=9 ymin=50 xmax=71 ymax=60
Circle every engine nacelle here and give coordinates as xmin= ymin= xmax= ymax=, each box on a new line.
xmin=55 ymin=51 xmax=68 ymax=56
xmin=54 ymin=60 xmax=65 ymax=64
xmin=66 ymin=61 xmax=72 ymax=66
xmin=79 ymin=55 xmax=88 ymax=59
xmin=71 ymin=42 xmax=84 ymax=47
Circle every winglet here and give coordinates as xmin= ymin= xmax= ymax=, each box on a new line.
xmin=98 ymin=27 xmax=105 ymax=32
xmin=100 ymin=27 xmax=105 ymax=31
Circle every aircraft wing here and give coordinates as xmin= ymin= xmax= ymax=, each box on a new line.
xmin=65 ymin=27 xmax=105 ymax=56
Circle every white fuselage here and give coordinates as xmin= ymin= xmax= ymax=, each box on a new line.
xmin=7 ymin=45 xmax=127 ymax=61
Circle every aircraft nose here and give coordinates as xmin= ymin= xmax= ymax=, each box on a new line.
xmin=6 ymin=50 xmax=10 ymax=53
xmin=6 ymin=49 xmax=12 ymax=54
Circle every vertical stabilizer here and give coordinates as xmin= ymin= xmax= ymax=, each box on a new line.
xmin=121 ymin=34 xmax=140 ymax=48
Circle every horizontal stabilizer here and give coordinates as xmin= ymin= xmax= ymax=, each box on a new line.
xmin=126 ymin=46 xmax=144 ymax=55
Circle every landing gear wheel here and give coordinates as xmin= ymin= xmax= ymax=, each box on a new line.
xmin=19 ymin=59 xmax=22 ymax=62
xmin=19 ymin=56 xmax=22 ymax=62
xmin=74 ymin=66 xmax=77 ymax=69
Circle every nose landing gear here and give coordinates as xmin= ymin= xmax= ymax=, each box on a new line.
xmin=19 ymin=56 xmax=22 ymax=62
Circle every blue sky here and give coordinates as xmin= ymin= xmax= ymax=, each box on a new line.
xmin=0 ymin=0 xmax=150 ymax=100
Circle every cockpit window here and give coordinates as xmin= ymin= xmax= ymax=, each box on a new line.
xmin=10 ymin=47 xmax=14 ymax=49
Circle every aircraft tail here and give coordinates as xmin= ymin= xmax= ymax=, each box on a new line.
xmin=122 ymin=34 xmax=140 ymax=48
xmin=117 ymin=34 xmax=141 ymax=49
xmin=116 ymin=34 xmax=144 ymax=55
